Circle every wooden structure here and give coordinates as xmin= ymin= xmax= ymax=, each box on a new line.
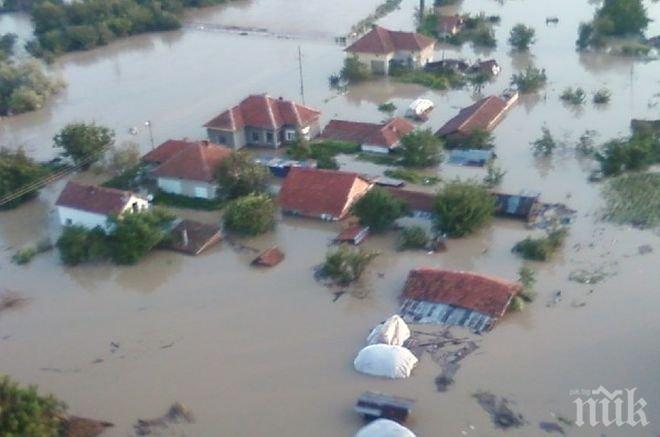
xmin=355 ymin=391 xmax=415 ymax=423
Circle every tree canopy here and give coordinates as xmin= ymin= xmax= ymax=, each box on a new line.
xmin=0 ymin=147 xmax=48 ymax=209
xmin=508 ymin=24 xmax=536 ymax=51
xmin=215 ymin=151 xmax=269 ymax=199
xmin=0 ymin=58 xmax=64 ymax=116
xmin=433 ymin=179 xmax=495 ymax=237
xmin=352 ymin=187 xmax=407 ymax=232
xmin=399 ymin=129 xmax=443 ymax=167
xmin=107 ymin=207 xmax=174 ymax=265
xmin=53 ymin=122 xmax=115 ymax=167
xmin=223 ymin=193 xmax=276 ymax=236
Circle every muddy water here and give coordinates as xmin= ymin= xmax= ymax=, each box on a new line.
xmin=1 ymin=0 xmax=660 ymax=436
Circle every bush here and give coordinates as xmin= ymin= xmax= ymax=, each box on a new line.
xmin=483 ymin=161 xmax=505 ymax=187
xmin=340 ymin=56 xmax=371 ymax=82
xmin=53 ymin=122 xmax=115 ymax=168
xmin=593 ymin=88 xmax=611 ymax=104
xmin=0 ymin=59 xmax=64 ymax=116
xmin=0 ymin=147 xmax=49 ymax=209
xmin=107 ymin=208 xmax=174 ymax=265
xmin=0 ymin=375 xmax=66 ymax=436
xmin=510 ymin=66 xmax=547 ymax=93
xmin=512 ymin=229 xmax=568 ymax=261
xmin=508 ymin=24 xmax=536 ymax=51
xmin=398 ymin=226 xmax=429 ymax=250
xmin=223 ymin=194 xmax=276 ymax=236
xmin=531 ymin=127 xmax=557 ymax=156
xmin=433 ymin=180 xmax=495 ymax=237
xmin=11 ymin=239 xmax=52 ymax=265
xmin=215 ymin=151 xmax=270 ymax=199
xmin=602 ymin=172 xmax=660 ymax=228
xmin=321 ymin=245 xmax=378 ymax=285
xmin=399 ymin=129 xmax=443 ymax=167
xmin=352 ymin=187 xmax=407 ymax=232
xmin=518 ymin=266 xmax=537 ymax=302
xmin=450 ymin=128 xmax=494 ymax=150
xmin=378 ymin=102 xmax=396 ymax=113
xmin=597 ymin=137 xmax=655 ymax=176
xmin=56 ymin=225 xmax=108 ymax=266
xmin=560 ymin=87 xmax=587 ymax=105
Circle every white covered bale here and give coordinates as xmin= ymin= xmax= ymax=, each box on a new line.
xmin=355 ymin=419 xmax=416 ymax=437
xmin=366 ymin=315 xmax=411 ymax=346
xmin=354 ymin=344 xmax=418 ymax=379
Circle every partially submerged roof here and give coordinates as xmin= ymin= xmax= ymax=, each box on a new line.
xmin=493 ymin=192 xmax=540 ymax=220
xmin=386 ymin=188 xmax=435 ymax=213
xmin=279 ymin=168 xmax=373 ymax=219
xmin=151 ymin=140 xmax=232 ymax=182
xmin=168 ymin=219 xmax=221 ymax=255
xmin=335 ymin=226 xmax=369 ymax=245
xmin=252 ymin=246 xmax=285 ymax=267
xmin=56 ymin=181 xmax=141 ymax=216
xmin=204 ymin=94 xmax=321 ymax=131
xmin=321 ymin=118 xmax=414 ymax=148
xmin=346 ymin=26 xmax=435 ymax=54
xmin=436 ymin=95 xmax=507 ymax=137
xmin=401 ymin=268 xmax=522 ymax=318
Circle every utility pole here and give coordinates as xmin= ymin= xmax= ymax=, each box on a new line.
xmin=145 ymin=120 xmax=154 ymax=149
xmin=419 ymin=0 xmax=425 ymax=22
xmin=298 ymin=46 xmax=305 ymax=105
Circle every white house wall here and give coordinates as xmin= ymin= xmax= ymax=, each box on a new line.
xmin=57 ymin=206 xmax=110 ymax=229
xmin=158 ymin=177 xmax=217 ymax=199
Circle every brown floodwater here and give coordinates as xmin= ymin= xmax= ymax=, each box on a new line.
xmin=1 ymin=0 xmax=660 ymax=436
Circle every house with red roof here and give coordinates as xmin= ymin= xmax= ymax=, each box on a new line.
xmin=55 ymin=181 xmax=149 ymax=229
xmin=203 ymin=94 xmax=321 ymax=149
xmin=279 ymin=168 xmax=374 ymax=221
xmin=345 ymin=26 xmax=435 ymax=75
xmin=320 ymin=118 xmax=415 ymax=154
xmin=436 ymin=92 xmax=517 ymax=144
xmin=399 ymin=268 xmax=522 ymax=332
xmin=437 ymin=15 xmax=464 ymax=37
xmin=143 ymin=139 xmax=232 ymax=199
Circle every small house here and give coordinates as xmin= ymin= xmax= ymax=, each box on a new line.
xmin=204 ymin=94 xmax=321 ymax=149
xmin=493 ymin=192 xmax=540 ymax=221
xmin=320 ymin=118 xmax=414 ymax=154
xmin=144 ymin=139 xmax=232 ymax=199
xmin=345 ymin=26 xmax=435 ymax=75
xmin=252 ymin=246 xmax=285 ymax=267
xmin=436 ymin=93 xmax=516 ymax=143
xmin=279 ymin=168 xmax=374 ymax=221
xmin=399 ymin=268 xmax=522 ymax=332
xmin=55 ymin=181 xmax=149 ymax=229
xmin=448 ymin=149 xmax=495 ymax=167
xmin=437 ymin=15 xmax=464 ymax=37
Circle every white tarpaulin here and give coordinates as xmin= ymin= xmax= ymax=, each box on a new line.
xmin=366 ymin=315 xmax=411 ymax=346
xmin=355 ymin=419 xmax=416 ymax=437
xmin=406 ymin=98 xmax=434 ymax=118
xmin=354 ymin=344 xmax=418 ymax=379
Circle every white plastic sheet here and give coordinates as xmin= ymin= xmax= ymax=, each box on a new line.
xmin=354 ymin=344 xmax=418 ymax=379
xmin=366 ymin=315 xmax=411 ymax=346
xmin=355 ymin=419 xmax=416 ymax=437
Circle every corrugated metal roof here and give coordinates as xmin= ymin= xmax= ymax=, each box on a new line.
xmin=448 ymin=149 xmax=494 ymax=167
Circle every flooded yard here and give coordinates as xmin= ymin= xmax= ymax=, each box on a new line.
xmin=1 ymin=0 xmax=659 ymax=436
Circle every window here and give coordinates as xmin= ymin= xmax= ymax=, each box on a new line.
xmin=66 ymin=218 xmax=72 ymax=225
xmin=285 ymin=130 xmax=296 ymax=141
xmin=266 ymin=132 xmax=274 ymax=143
xmin=252 ymin=132 xmax=260 ymax=142
xmin=132 ymin=202 xmax=138 ymax=213
xmin=218 ymin=135 xmax=226 ymax=144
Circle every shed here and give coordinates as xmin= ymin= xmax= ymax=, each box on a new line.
xmin=252 ymin=246 xmax=285 ymax=267
xmin=493 ymin=192 xmax=540 ymax=220
xmin=335 ymin=226 xmax=369 ymax=245
xmin=448 ymin=149 xmax=495 ymax=167
xmin=355 ymin=392 xmax=415 ymax=424
xmin=168 ymin=219 xmax=221 ymax=255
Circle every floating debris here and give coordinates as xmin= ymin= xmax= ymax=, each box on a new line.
xmin=569 ymin=268 xmax=608 ymax=284
xmin=134 ymin=402 xmax=194 ymax=435
xmin=539 ymin=421 xmax=565 ymax=435
xmin=473 ymin=392 xmax=526 ymax=429
xmin=61 ymin=416 xmax=114 ymax=437
xmin=0 ymin=290 xmax=29 ymax=314
xmin=638 ymin=244 xmax=653 ymax=255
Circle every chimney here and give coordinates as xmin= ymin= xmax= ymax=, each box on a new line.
xmin=182 ymin=229 xmax=189 ymax=246
xmin=201 ymin=140 xmax=210 ymax=147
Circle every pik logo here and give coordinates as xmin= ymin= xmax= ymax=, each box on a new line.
xmin=572 ymin=386 xmax=649 ymax=427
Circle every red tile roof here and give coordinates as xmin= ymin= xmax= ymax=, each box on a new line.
xmin=279 ymin=168 xmax=373 ymax=219
xmin=321 ymin=118 xmax=414 ymax=148
xmin=402 ymin=268 xmax=522 ymax=317
xmin=168 ymin=219 xmax=222 ymax=255
xmin=56 ymin=181 xmax=140 ymax=216
xmin=204 ymin=94 xmax=321 ymax=131
xmin=142 ymin=139 xmax=194 ymax=165
xmin=346 ymin=26 xmax=435 ymax=54
xmin=151 ymin=141 xmax=232 ymax=182
xmin=386 ymin=188 xmax=435 ymax=213
xmin=252 ymin=246 xmax=285 ymax=267
xmin=436 ymin=96 xmax=507 ymax=137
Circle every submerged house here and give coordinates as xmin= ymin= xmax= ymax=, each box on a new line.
xmin=469 ymin=59 xmax=501 ymax=77
xmin=279 ymin=168 xmax=373 ymax=221
xmin=399 ymin=268 xmax=522 ymax=332
xmin=203 ymin=94 xmax=321 ymax=149
xmin=386 ymin=188 xmax=435 ymax=219
xmin=436 ymin=93 xmax=517 ymax=144
xmin=55 ymin=181 xmax=149 ymax=229
xmin=320 ymin=118 xmax=414 ymax=154
xmin=167 ymin=219 xmax=222 ymax=256
xmin=448 ymin=149 xmax=495 ymax=167
xmin=144 ymin=139 xmax=232 ymax=199
xmin=493 ymin=192 xmax=540 ymax=221
xmin=345 ymin=26 xmax=435 ymax=75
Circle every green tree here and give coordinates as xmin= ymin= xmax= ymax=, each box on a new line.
xmin=0 ymin=147 xmax=48 ymax=209
xmin=433 ymin=179 xmax=495 ymax=237
xmin=508 ymin=24 xmax=536 ymax=51
xmin=321 ymin=245 xmax=378 ymax=285
xmin=103 ymin=141 xmax=141 ymax=176
xmin=107 ymin=207 xmax=174 ymax=265
xmin=0 ymin=375 xmax=66 ymax=436
xmin=352 ymin=187 xmax=407 ymax=232
xmin=399 ymin=129 xmax=443 ymax=167
xmin=0 ymin=33 xmax=17 ymax=61
xmin=0 ymin=59 xmax=64 ymax=116
xmin=510 ymin=66 xmax=547 ymax=93
xmin=223 ymin=193 xmax=276 ymax=236
xmin=215 ymin=151 xmax=269 ymax=199
xmin=595 ymin=0 xmax=649 ymax=36
xmin=531 ymin=127 xmax=557 ymax=156
xmin=398 ymin=225 xmax=429 ymax=250
xmin=56 ymin=225 xmax=108 ymax=266
xmin=340 ymin=55 xmax=371 ymax=82
xmin=53 ymin=122 xmax=114 ymax=167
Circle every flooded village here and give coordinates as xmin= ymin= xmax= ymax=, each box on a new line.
xmin=1 ymin=0 xmax=659 ymax=436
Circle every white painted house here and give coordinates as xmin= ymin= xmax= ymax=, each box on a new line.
xmin=142 ymin=139 xmax=232 ymax=199
xmin=55 ymin=181 xmax=149 ymax=229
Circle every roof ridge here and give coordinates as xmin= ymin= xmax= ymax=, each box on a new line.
xmin=264 ymin=95 xmax=278 ymax=129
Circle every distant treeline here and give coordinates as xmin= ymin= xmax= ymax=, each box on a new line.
xmin=17 ymin=0 xmax=231 ymax=58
